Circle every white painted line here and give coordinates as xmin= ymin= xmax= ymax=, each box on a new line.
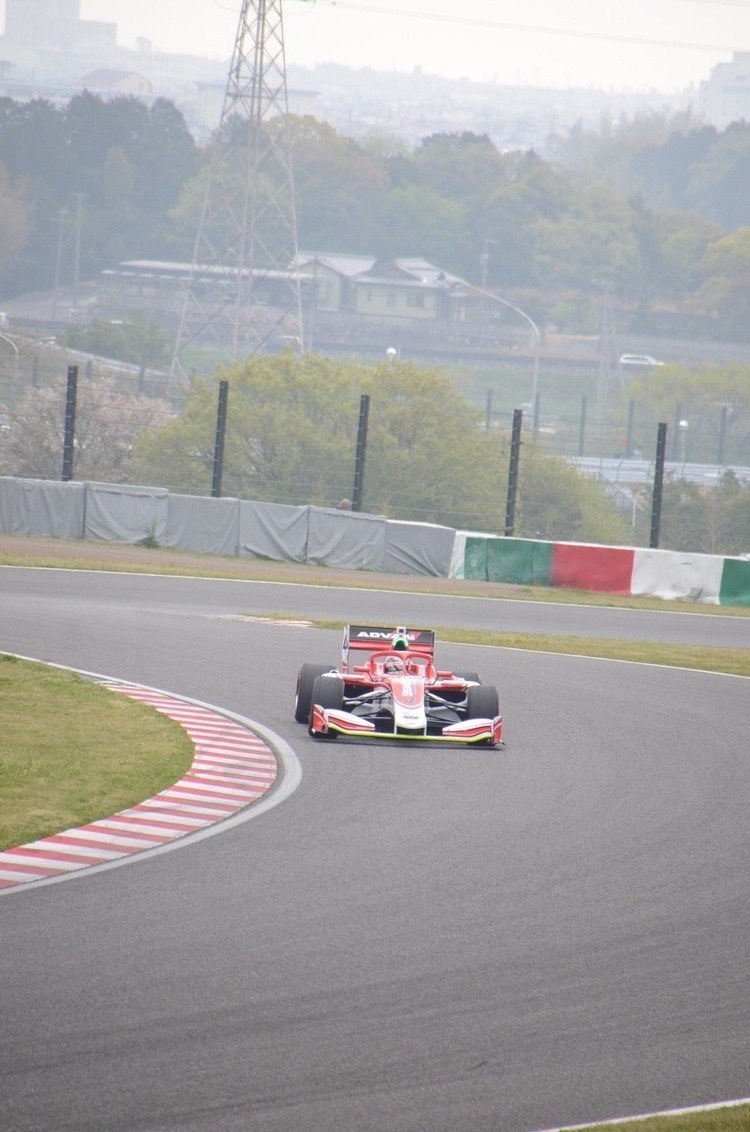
xmin=531 ymin=1094 xmax=750 ymax=1131
xmin=0 ymin=853 xmax=84 ymax=871
xmin=26 ymin=840 xmax=124 ymax=860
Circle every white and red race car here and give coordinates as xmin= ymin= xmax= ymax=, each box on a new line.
xmin=295 ymin=625 xmax=504 ymax=746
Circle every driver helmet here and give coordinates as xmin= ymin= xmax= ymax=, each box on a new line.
xmin=392 ymin=629 xmax=410 ymax=651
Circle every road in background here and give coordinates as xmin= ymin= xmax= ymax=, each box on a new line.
xmin=2 ymin=566 xmax=749 ymax=649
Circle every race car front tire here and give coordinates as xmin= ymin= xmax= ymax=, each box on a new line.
xmin=295 ymin=663 xmax=330 ymax=722
xmin=308 ymin=674 xmax=344 ymax=738
xmin=466 ymin=683 xmax=499 ymax=720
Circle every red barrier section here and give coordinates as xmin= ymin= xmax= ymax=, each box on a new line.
xmin=550 ymin=543 xmax=635 ymax=594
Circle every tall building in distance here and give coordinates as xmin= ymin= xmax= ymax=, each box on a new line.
xmin=699 ymin=52 xmax=750 ymax=130
xmin=3 ymin=0 xmax=117 ymax=52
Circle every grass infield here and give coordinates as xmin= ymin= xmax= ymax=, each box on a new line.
xmin=0 ymin=656 xmax=193 ymax=851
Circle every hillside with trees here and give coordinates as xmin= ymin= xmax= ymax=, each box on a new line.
xmin=1 ymin=94 xmax=750 ymax=338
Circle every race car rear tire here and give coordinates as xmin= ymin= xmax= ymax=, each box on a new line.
xmin=308 ymin=674 xmax=344 ymax=738
xmin=466 ymin=683 xmax=499 ymax=719
xmin=455 ymin=670 xmax=481 ymax=685
xmin=295 ymin=663 xmax=330 ymax=722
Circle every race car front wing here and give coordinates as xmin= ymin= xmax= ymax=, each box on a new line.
xmin=310 ymin=705 xmax=504 ymax=746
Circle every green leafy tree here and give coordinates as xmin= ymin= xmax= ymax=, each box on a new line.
xmin=289 ymin=116 xmax=389 ymax=253
xmin=516 ymin=443 xmax=631 ymax=544
xmin=657 ymin=471 xmax=750 ymax=555
xmin=531 ymin=184 xmax=640 ymax=291
xmin=686 ymin=122 xmax=750 ymax=229
xmin=0 ymin=165 xmax=30 ymax=283
xmin=131 ymin=354 xmax=629 ymax=542
xmin=132 ymin=353 xmax=501 ymax=527
xmin=627 ymin=361 xmax=750 ymax=466
xmin=63 ymin=317 xmax=173 ymax=369
xmin=688 ymin=227 xmax=750 ymax=337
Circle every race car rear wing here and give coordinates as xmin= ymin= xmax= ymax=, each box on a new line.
xmin=342 ymin=625 xmax=436 ymax=670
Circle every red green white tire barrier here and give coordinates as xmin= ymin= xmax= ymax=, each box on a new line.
xmin=450 ymin=533 xmax=750 ymax=606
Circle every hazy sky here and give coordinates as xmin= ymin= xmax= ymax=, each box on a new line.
xmin=71 ymin=1 xmax=750 ymax=92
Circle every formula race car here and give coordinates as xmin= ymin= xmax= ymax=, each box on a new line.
xmin=294 ymin=625 xmax=504 ymax=746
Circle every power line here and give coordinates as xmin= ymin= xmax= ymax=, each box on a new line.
xmin=312 ymin=1 xmax=747 ymax=54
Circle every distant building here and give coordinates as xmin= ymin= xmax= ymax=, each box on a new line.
xmin=3 ymin=0 xmax=117 ymax=53
xmin=94 ymin=253 xmax=492 ymax=354
xmin=699 ymin=52 xmax=750 ymax=129
xmin=77 ymin=68 xmax=154 ymax=96
xmin=296 ymin=253 xmax=476 ymax=323
xmin=0 ymin=0 xmax=227 ymax=118
xmin=193 ymin=82 xmax=319 ymax=139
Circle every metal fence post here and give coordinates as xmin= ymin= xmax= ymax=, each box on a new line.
xmin=352 ymin=393 xmax=370 ymax=513
xmin=211 ymin=380 xmax=229 ymax=498
xmin=505 ymin=408 xmax=523 ymax=537
xmin=61 ymin=365 xmax=78 ymax=482
xmin=649 ymin=421 xmax=667 ymax=549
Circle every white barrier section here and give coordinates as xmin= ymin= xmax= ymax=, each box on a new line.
xmin=448 ymin=531 xmax=469 ymax=579
xmin=632 ymin=547 xmax=723 ymax=603
xmin=0 ymin=477 xmax=85 ymax=538
xmin=165 ymin=494 xmax=240 ymax=556
xmin=448 ymin=530 xmax=498 ymax=579
xmin=382 ymin=520 xmax=455 ymax=577
xmin=84 ymin=482 xmax=169 ymax=544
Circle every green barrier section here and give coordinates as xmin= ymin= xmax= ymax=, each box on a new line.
xmin=463 ymin=536 xmax=489 ymax=580
xmin=486 ymin=537 xmax=552 ymax=585
xmin=719 ymin=557 xmax=750 ymax=606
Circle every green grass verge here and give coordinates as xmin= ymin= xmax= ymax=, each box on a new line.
xmin=564 ymin=1101 xmax=750 ymax=1130
xmin=279 ymin=615 xmax=750 ymax=679
xmin=0 ymin=655 xmax=194 ymax=851
xmin=1 ymin=534 xmax=749 ymax=617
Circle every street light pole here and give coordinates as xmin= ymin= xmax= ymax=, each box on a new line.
xmin=0 ymin=332 xmax=20 ymax=378
xmin=468 ymin=283 xmax=540 ymax=414
xmin=678 ymin=418 xmax=689 ymax=473
xmin=52 ymin=209 xmax=68 ymax=321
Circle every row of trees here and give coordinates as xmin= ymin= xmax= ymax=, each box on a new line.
xmin=0 ymin=93 xmax=199 ymax=296
xmin=2 ymin=352 xmax=749 ymax=554
xmin=554 ymin=112 xmax=750 ymax=231
xmin=1 ymin=94 xmax=750 ymax=334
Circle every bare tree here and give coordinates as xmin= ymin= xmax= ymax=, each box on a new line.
xmin=0 ymin=377 xmax=173 ymax=482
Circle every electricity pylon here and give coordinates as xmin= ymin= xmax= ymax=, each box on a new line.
xmin=171 ymin=0 xmax=303 ymax=376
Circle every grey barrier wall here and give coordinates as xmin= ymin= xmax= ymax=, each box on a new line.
xmin=382 ymin=519 xmax=456 ymax=577
xmin=2 ymin=476 xmax=746 ymax=604
xmin=0 ymin=477 xmax=459 ymax=577
xmin=84 ymin=482 xmax=169 ymax=545
xmin=0 ymin=476 xmax=85 ymax=539
xmin=306 ymin=507 xmax=386 ymax=570
xmin=239 ymin=501 xmax=310 ymax=563
xmin=165 ymin=493 xmax=241 ymax=557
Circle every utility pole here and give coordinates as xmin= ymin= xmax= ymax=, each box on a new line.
xmin=171 ymin=0 xmax=302 ymax=376
xmin=52 ymin=209 xmax=68 ymax=321
xmin=71 ymin=193 xmax=85 ymax=315
xmin=595 ymin=280 xmax=616 ymax=456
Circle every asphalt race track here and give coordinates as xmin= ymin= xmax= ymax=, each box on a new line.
xmin=1 ymin=568 xmax=749 ymax=1132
